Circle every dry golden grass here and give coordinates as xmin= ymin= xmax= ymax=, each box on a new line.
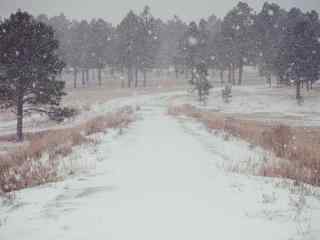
xmin=169 ymin=104 xmax=320 ymax=186
xmin=0 ymin=106 xmax=135 ymax=193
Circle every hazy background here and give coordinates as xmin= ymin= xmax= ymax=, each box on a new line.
xmin=0 ymin=0 xmax=320 ymax=24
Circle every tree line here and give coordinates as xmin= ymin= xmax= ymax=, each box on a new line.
xmin=0 ymin=2 xmax=320 ymax=140
xmin=179 ymin=2 xmax=320 ymax=100
xmin=36 ymin=2 xmax=320 ymax=99
xmin=35 ymin=6 xmax=187 ymax=88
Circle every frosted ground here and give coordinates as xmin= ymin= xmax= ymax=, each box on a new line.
xmin=173 ymin=85 xmax=320 ymax=127
xmin=1 ymin=92 xmax=320 ymax=240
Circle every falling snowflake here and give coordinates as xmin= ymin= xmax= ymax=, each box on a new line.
xmin=210 ymin=56 xmax=215 ymax=61
xmin=148 ymin=30 xmax=152 ymax=35
xmin=188 ymin=36 xmax=198 ymax=46
xmin=268 ymin=9 xmax=274 ymax=16
xmin=312 ymin=50 xmax=317 ymax=54
xmin=15 ymin=50 xmax=20 ymax=56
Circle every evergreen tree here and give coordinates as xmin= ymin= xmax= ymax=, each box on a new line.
xmin=194 ymin=62 xmax=212 ymax=103
xmin=221 ymin=1 xmax=255 ymax=85
xmin=277 ymin=8 xmax=320 ymax=100
xmin=255 ymin=2 xmax=286 ymax=86
xmin=137 ymin=6 xmax=160 ymax=87
xmin=0 ymin=11 xmax=65 ymax=141
xmin=117 ymin=10 xmax=140 ymax=88
xmin=179 ymin=21 xmax=201 ymax=84
xmin=89 ymin=18 xmax=113 ymax=85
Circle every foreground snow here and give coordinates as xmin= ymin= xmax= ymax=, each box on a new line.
xmin=1 ymin=94 xmax=320 ymax=240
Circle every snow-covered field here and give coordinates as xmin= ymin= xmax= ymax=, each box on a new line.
xmin=1 ymin=93 xmax=320 ymax=240
xmin=173 ymin=85 xmax=320 ymax=126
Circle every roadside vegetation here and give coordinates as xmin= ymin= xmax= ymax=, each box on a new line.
xmin=169 ymin=104 xmax=320 ymax=186
xmin=0 ymin=106 xmax=135 ymax=194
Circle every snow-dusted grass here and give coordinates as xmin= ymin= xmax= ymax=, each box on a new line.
xmin=0 ymin=106 xmax=135 ymax=194
xmin=169 ymin=104 xmax=320 ymax=186
xmin=0 ymin=84 xmax=186 ymax=155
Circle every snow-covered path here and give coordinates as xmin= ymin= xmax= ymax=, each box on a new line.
xmin=1 ymin=94 xmax=319 ymax=240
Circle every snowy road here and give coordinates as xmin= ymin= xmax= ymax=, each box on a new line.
xmin=1 ymin=94 xmax=319 ymax=240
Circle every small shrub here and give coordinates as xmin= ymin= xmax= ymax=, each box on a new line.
xmin=222 ymin=85 xmax=232 ymax=103
xmin=49 ymin=107 xmax=78 ymax=122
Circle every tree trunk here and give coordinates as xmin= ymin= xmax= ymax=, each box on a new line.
xmin=86 ymin=69 xmax=89 ymax=83
xmin=16 ymin=94 xmax=23 ymax=142
xmin=127 ymin=67 xmax=133 ymax=88
xmin=232 ymin=64 xmax=236 ymax=85
xmin=198 ymin=88 xmax=202 ymax=102
xmin=228 ymin=65 xmax=232 ymax=84
xmin=143 ymin=70 xmax=147 ymax=87
xmin=238 ymin=59 xmax=243 ymax=85
xmin=98 ymin=68 xmax=102 ymax=86
xmin=92 ymin=69 xmax=95 ymax=82
xmin=306 ymin=80 xmax=310 ymax=91
xmin=135 ymin=67 xmax=139 ymax=88
xmin=266 ymin=74 xmax=271 ymax=88
xmin=184 ymin=65 xmax=189 ymax=79
xmin=220 ymin=70 xmax=224 ymax=85
xmin=110 ymin=67 xmax=115 ymax=79
xmin=73 ymin=68 xmax=78 ymax=88
xmin=82 ymin=70 xmax=85 ymax=86
xmin=296 ymin=80 xmax=301 ymax=100
xmin=191 ymin=67 xmax=195 ymax=84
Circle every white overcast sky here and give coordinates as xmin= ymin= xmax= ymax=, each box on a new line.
xmin=1 ymin=0 xmax=320 ymax=24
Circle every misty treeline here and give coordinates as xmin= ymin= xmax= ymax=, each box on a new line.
xmin=35 ymin=2 xmax=320 ymax=98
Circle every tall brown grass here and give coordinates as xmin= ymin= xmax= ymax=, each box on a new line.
xmin=0 ymin=106 xmax=135 ymax=193
xmin=169 ymin=104 xmax=320 ymax=186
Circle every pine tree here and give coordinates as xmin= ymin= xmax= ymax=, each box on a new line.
xmin=138 ymin=6 xmax=160 ymax=87
xmin=255 ymin=2 xmax=286 ymax=86
xmin=117 ymin=11 xmax=141 ymax=88
xmin=0 ymin=11 xmax=65 ymax=141
xmin=179 ymin=21 xmax=201 ymax=84
xmin=276 ymin=8 xmax=320 ymax=100
xmin=89 ymin=18 xmax=113 ymax=86
xmin=221 ymin=1 xmax=255 ymax=85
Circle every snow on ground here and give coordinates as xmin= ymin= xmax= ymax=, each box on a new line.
xmin=173 ymin=85 xmax=320 ymax=126
xmin=1 ymin=93 xmax=320 ymax=240
xmin=0 ymin=89 xmax=184 ymax=154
